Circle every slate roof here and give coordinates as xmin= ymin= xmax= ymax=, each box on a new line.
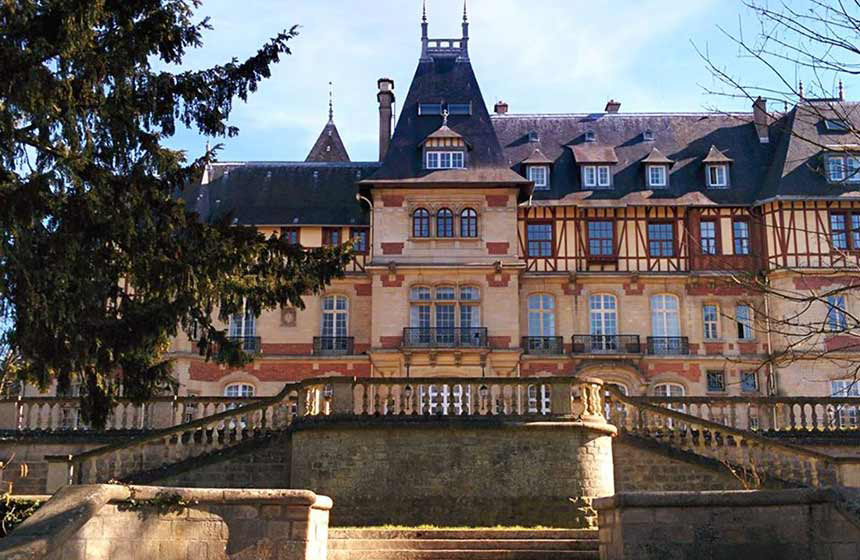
xmin=367 ymin=55 xmax=527 ymax=187
xmin=492 ymin=112 xmax=775 ymax=205
xmin=182 ymin=162 xmax=378 ymax=226
xmin=306 ymin=120 xmax=350 ymax=163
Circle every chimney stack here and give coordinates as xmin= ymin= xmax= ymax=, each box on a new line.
xmin=494 ymin=101 xmax=509 ymax=115
xmin=753 ymin=97 xmax=769 ymax=144
xmin=605 ymin=99 xmax=621 ymax=114
xmin=377 ymin=78 xmax=395 ymax=161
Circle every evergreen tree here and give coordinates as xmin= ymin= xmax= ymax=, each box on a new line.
xmin=0 ymin=1 xmax=352 ymax=427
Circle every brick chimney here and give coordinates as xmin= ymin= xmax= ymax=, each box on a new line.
xmin=494 ymin=101 xmax=509 ymax=115
xmin=753 ymin=97 xmax=769 ymax=144
xmin=377 ymin=78 xmax=395 ymax=161
xmin=605 ymin=99 xmax=621 ymax=114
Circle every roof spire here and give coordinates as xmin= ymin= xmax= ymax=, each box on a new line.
xmin=463 ymin=0 xmax=468 ymax=22
xmin=799 ymin=80 xmax=804 ymax=99
xmin=442 ymin=109 xmax=449 ymax=127
xmin=839 ymin=79 xmax=845 ymax=101
xmin=328 ymin=81 xmax=334 ymax=122
xmin=422 ymin=0 xmax=427 ymax=23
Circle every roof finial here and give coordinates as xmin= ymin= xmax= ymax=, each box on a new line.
xmin=442 ymin=109 xmax=449 ymax=127
xmin=422 ymin=0 xmax=427 ymax=23
xmin=328 ymin=81 xmax=334 ymax=122
xmin=463 ymin=0 xmax=468 ymax=22
xmin=839 ymin=79 xmax=845 ymax=101
xmin=799 ymin=80 xmax=804 ymax=99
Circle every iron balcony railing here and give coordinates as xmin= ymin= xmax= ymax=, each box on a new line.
xmin=314 ymin=336 xmax=355 ymax=356
xmin=521 ymin=336 xmax=565 ymax=355
xmin=227 ymin=336 xmax=262 ymax=354
xmin=402 ymin=327 xmax=489 ymax=349
xmin=571 ymin=335 xmax=642 ymax=355
xmin=647 ymin=336 xmax=690 ymax=356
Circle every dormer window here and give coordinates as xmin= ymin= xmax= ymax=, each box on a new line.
xmin=585 ymin=131 xmax=596 ymax=143
xmin=528 ymin=131 xmax=540 ymax=143
xmin=647 ymin=165 xmax=668 ymax=188
xmin=583 ymin=165 xmax=611 ymax=188
xmin=419 ymin=103 xmax=443 ymax=116
xmin=447 ymin=103 xmax=472 ymax=115
xmin=827 ymin=154 xmax=860 ymax=182
xmin=707 ymin=164 xmax=729 ymax=188
xmin=643 ymin=130 xmax=655 ymax=142
xmin=824 ymin=119 xmax=851 ymax=132
xmin=528 ymin=165 xmax=550 ymax=190
xmin=426 ymin=150 xmax=465 ymax=169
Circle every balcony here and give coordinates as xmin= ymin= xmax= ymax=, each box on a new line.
xmin=314 ymin=337 xmax=355 ymax=356
xmin=571 ymin=335 xmax=642 ymax=355
xmin=521 ymin=337 xmax=565 ymax=355
xmin=647 ymin=336 xmax=690 ymax=356
xmin=402 ymin=327 xmax=488 ymax=349
xmin=227 ymin=336 xmax=262 ymax=354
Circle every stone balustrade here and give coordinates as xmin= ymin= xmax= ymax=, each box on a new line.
xmin=605 ymin=386 xmax=860 ymax=488
xmin=619 ymin=395 xmax=860 ymax=433
xmin=0 ymin=396 xmax=268 ymax=433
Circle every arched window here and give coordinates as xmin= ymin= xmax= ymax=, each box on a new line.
xmin=589 ymin=294 xmax=618 ymax=351
xmin=413 ymin=208 xmax=430 ymax=237
xmin=460 ymin=208 xmax=478 ymax=238
xmin=527 ymin=294 xmax=555 ymax=337
xmin=321 ymin=295 xmax=349 ymax=339
xmin=654 ymin=382 xmax=685 ymax=417
xmin=436 ymin=208 xmax=454 ymax=238
xmin=225 ymin=383 xmax=255 ymax=398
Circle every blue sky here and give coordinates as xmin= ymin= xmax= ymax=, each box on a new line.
xmin=166 ymin=0 xmax=855 ymax=163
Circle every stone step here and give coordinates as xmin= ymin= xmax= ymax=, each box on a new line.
xmin=328 ymin=529 xmax=597 ymax=541
xmin=329 ymin=538 xmax=598 ymax=551
xmin=327 ymin=550 xmax=599 ymax=560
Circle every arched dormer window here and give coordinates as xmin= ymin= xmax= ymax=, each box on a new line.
xmin=460 ymin=208 xmax=478 ymax=238
xmin=413 ymin=208 xmax=430 ymax=237
xmin=437 ymin=208 xmax=454 ymax=238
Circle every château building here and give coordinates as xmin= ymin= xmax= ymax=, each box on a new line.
xmin=172 ymin=9 xmax=860 ymax=405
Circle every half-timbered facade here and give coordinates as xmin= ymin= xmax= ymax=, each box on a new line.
xmin=158 ymin=11 xmax=860 ymax=403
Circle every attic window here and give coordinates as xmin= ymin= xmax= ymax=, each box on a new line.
xmin=426 ymin=151 xmax=465 ymax=170
xmin=643 ymin=130 xmax=655 ymax=142
xmin=447 ymin=103 xmax=472 ymax=115
xmin=585 ymin=131 xmax=596 ymax=143
xmin=419 ymin=103 xmax=444 ymax=116
xmin=706 ymin=164 xmax=729 ymax=188
xmin=824 ymin=119 xmax=851 ymax=132
xmin=827 ymin=154 xmax=860 ymax=183
xmin=528 ymin=131 xmax=540 ymax=143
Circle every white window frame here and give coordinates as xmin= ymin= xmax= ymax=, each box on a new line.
xmin=426 ymin=150 xmax=465 ymax=170
xmin=321 ymin=295 xmax=349 ymax=338
xmin=528 ymin=294 xmax=556 ymax=337
xmin=528 ymin=165 xmax=550 ymax=190
xmin=828 ymin=155 xmax=860 ymax=183
xmin=703 ymin=304 xmax=720 ymax=340
xmin=826 ymin=295 xmax=848 ymax=331
xmin=650 ymin=294 xmax=681 ymax=337
xmin=225 ymin=383 xmax=255 ymax=398
xmin=736 ymin=304 xmax=754 ymax=340
xmin=589 ymin=295 xmax=618 ymax=336
xmin=831 ymin=380 xmax=860 ymax=428
xmin=410 ymin=285 xmax=482 ymax=329
xmin=527 ymin=384 xmax=551 ymax=415
xmin=583 ymin=165 xmax=597 ymax=187
xmin=647 ymin=165 xmax=667 ymax=187
xmin=707 ymin=164 xmax=728 ymax=188
xmin=597 ymin=165 xmax=611 ymax=187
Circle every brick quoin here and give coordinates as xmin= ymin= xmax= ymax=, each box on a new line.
xmin=381 ymin=194 xmax=405 ymax=207
xmin=563 ymin=283 xmax=582 ymax=296
xmin=646 ymin=362 xmax=702 ymax=382
xmin=353 ymin=283 xmax=372 ymax=296
xmin=382 ymin=274 xmax=405 ymax=288
xmin=380 ymin=336 xmax=402 ymax=349
xmin=261 ymin=343 xmax=313 ymax=355
xmin=794 ymin=275 xmax=857 ymax=290
xmin=381 ymin=242 xmax=404 ymax=255
xmin=485 ymin=272 xmax=511 ymax=288
xmin=486 ymin=242 xmax=510 ymax=255
xmin=488 ymin=336 xmax=512 ymax=349
xmin=737 ymin=342 xmax=758 ymax=355
xmin=623 ymin=282 xmax=644 ymax=296
xmin=703 ymin=342 xmax=724 ymax=355
xmin=485 ymin=194 xmax=509 ymax=207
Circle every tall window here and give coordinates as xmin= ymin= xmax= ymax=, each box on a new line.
xmin=527 ymin=384 xmax=551 ymax=415
xmin=528 ymin=294 xmax=555 ymax=337
xmin=736 ymin=304 xmax=753 ymax=340
xmin=831 ymin=380 xmax=860 ymax=428
xmin=700 ymin=220 xmax=717 ymax=255
xmin=528 ymin=166 xmax=549 ymax=190
xmin=648 ymin=222 xmax=674 ymax=257
xmin=590 ymin=295 xmax=618 ymax=351
xmin=460 ymin=208 xmax=478 ymax=238
xmin=826 ymin=295 xmax=848 ymax=331
xmin=321 ymin=295 xmax=349 ymax=338
xmin=409 ymin=286 xmax=482 ymax=345
xmin=651 ymin=295 xmax=680 ymax=337
xmin=526 ymin=222 xmax=553 ymax=257
xmin=413 ymin=208 xmax=430 ymax=237
xmin=707 ymin=164 xmax=728 ymax=188
xmin=703 ymin=304 xmax=719 ymax=340
xmin=830 ymin=212 xmax=860 ymax=250
xmin=436 ymin=208 xmax=454 ymax=238
xmin=225 ymin=384 xmax=255 ymax=398
xmin=733 ymin=220 xmax=751 ymax=255
xmin=322 ymin=227 xmax=341 ymax=246
xmin=587 ymin=221 xmax=614 ymax=258
xmin=410 ymin=286 xmax=432 ymax=334
xmin=350 ymin=228 xmax=368 ymax=254
xmin=280 ymin=227 xmax=299 ymax=245
xmin=229 ymin=308 xmax=256 ymax=346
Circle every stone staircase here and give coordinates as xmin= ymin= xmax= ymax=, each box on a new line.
xmin=327 ymin=528 xmax=599 ymax=560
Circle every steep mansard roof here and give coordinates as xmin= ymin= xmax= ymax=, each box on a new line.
xmin=491 ymin=112 xmax=775 ymax=205
xmin=306 ymin=119 xmax=350 ymax=163
xmin=182 ymin=162 xmax=377 ymax=226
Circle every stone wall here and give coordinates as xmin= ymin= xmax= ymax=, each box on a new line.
xmin=289 ymin=417 xmax=615 ymax=528
xmin=595 ymin=488 xmax=860 ymax=560
xmin=0 ymin=485 xmax=331 ymax=560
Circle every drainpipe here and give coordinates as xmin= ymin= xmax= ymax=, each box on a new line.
xmin=356 ymin=194 xmax=373 ymax=253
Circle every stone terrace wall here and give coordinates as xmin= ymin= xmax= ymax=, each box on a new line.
xmin=0 ymin=485 xmax=331 ymax=560
xmin=595 ymin=488 xmax=860 ymax=560
xmin=290 ymin=418 xmax=616 ymax=528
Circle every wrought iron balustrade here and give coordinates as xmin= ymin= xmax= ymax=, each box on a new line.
xmin=313 ymin=337 xmax=355 ymax=356
xmin=402 ymin=327 xmax=488 ymax=348
xmin=571 ymin=335 xmax=642 ymax=354
xmin=227 ymin=336 xmax=262 ymax=354
xmin=646 ymin=336 xmax=689 ymax=355
xmin=521 ymin=336 xmax=565 ymax=355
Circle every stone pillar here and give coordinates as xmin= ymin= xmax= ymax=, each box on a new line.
xmin=327 ymin=377 xmax=356 ymax=416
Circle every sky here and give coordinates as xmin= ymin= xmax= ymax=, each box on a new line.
xmin=165 ymin=0 xmax=857 ymax=163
